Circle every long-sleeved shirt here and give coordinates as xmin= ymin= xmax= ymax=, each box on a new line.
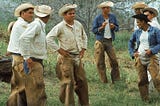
xmin=128 ymin=26 xmax=160 ymax=59
xmin=92 ymin=13 xmax=119 ymax=41
xmin=19 ymin=18 xmax=47 ymax=60
xmin=7 ymin=17 xmax=28 ymax=54
xmin=46 ymin=20 xmax=87 ymax=54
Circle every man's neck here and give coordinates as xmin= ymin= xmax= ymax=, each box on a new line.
xmin=65 ymin=19 xmax=74 ymax=25
xmin=142 ymin=24 xmax=149 ymax=31
xmin=102 ymin=12 xmax=109 ymax=19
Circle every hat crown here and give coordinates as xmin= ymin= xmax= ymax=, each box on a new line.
xmin=14 ymin=3 xmax=34 ymax=17
xmin=36 ymin=5 xmax=52 ymax=14
xmin=58 ymin=4 xmax=77 ymax=16
xmin=132 ymin=2 xmax=147 ymax=9
xmin=97 ymin=1 xmax=114 ymax=8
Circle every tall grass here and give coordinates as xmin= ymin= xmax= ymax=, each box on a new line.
xmin=1 ymin=30 xmax=160 ymax=106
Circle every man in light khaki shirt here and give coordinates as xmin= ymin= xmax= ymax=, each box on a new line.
xmin=46 ymin=4 xmax=89 ymax=106
xmin=19 ymin=5 xmax=53 ymax=106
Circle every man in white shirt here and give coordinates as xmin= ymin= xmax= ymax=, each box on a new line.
xmin=46 ymin=4 xmax=89 ymax=106
xmin=6 ymin=3 xmax=34 ymax=106
xmin=19 ymin=5 xmax=52 ymax=106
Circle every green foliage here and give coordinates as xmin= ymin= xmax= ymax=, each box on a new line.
xmin=113 ymin=30 xmax=132 ymax=51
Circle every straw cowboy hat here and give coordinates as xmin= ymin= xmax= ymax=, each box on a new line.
xmin=14 ymin=3 xmax=34 ymax=17
xmin=58 ymin=4 xmax=77 ymax=16
xmin=132 ymin=2 xmax=147 ymax=9
xmin=97 ymin=1 xmax=114 ymax=8
xmin=7 ymin=21 xmax=15 ymax=33
xmin=34 ymin=5 xmax=53 ymax=17
xmin=142 ymin=7 xmax=158 ymax=17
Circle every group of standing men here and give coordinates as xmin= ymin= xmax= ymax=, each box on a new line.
xmin=6 ymin=2 xmax=90 ymax=106
xmin=5 ymin=1 xmax=160 ymax=106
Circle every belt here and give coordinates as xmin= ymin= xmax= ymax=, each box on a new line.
xmin=69 ymin=52 xmax=79 ymax=55
xmin=104 ymin=38 xmax=112 ymax=41
xmin=12 ymin=53 xmax=21 ymax=56
xmin=30 ymin=57 xmax=43 ymax=66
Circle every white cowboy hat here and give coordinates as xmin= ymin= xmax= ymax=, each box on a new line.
xmin=97 ymin=1 xmax=114 ymax=8
xmin=58 ymin=4 xmax=77 ymax=16
xmin=132 ymin=2 xmax=148 ymax=9
xmin=14 ymin=3 xmax=34 ymax=17
xmin=34 ymin=5 xmax=53 ymax=17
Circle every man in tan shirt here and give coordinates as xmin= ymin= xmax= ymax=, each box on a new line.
xmin=46 ymin=4 xmax=89 ymax=106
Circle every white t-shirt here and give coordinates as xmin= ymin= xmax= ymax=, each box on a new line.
xmin=138 ymin=30 xmax=149 ymax=55
xmin=104 ymin=19 xmax=111 ymax=39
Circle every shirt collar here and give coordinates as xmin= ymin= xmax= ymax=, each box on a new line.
xmin=63 ymin=20 xmax=74 ymax=28
xmin=35 ymin=18 xmax=46 ymax=28
xmin=18 ymin=17 xmax=29 ymax=24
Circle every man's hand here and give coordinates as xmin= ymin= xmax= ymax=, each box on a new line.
xmin=26 ymin=58 xmax=33 ymax=68
xmin=133 ymin=51 xmax=139 ymax=58
xmin=98 ymin=21 xmax=107 ymax=31
xmin=145 ymin=49 xmax=152 ymax=56
xmin=79 ymin=48 xmax=86 ymax=58
xmin=58 ymin=48 xmax=70 ymax=57
xmin=110 ymin=23 xmax=115 ymax=29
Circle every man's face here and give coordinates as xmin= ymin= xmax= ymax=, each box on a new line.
xmin=64 ymin=9 xmax=75 ymax=22
xmin=134 ymin=8 xmax=143 ymax=14
xmin=144 ymin=11 xmax=154 ymax=21
xmin=101 ymin=6 xmax=110 ymax=14
xmin=136 ymin=19 xmax=144 ymax=29
xmin=21 ymin=8 xmax=34 ymax=22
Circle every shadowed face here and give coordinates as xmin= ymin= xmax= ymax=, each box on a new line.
xmin=136 ymin=19 xmax=146 ymax=29
xmin=101 ymin=6 xmax=111 ymax=14
xmin=63 ymin=9 xmax=76 ymax=22
xmin=134 ymin=8 xmax=143 ymax=15
xmin=144 ymin=11 xmax=155 ymax=21
xmin=21 ymin=8 xmax=34 ymax=22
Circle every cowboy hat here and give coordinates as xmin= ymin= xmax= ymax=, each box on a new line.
xmin=142 ymin=7 xmax=158 ymax=17
xmin=58 ymin=4 xmax=77 ymax=16
xmin=132 ymin=14 xmax=150 ymax=22
xmin=14 ymin=3 xmax=34 ymax=17
xmin=7 ymin=21 xmax=15 ymax=33
xmin=34 ymin=5 xmax=53 ymax=17
xmin=132 ymin=2 xmax=147 ymax=9
xmin=97 ymin=1 xmax=114 ymax=8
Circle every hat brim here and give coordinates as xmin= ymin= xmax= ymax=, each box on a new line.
xmin=132 ymin=14 xmax=150 ymax=22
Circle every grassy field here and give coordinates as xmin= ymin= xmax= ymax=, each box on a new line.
xmin=1 ymin=30 xmax=160 ymax=106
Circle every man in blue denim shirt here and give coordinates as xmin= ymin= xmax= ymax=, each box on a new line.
xmin=92 ymin=1 xmax=120 ymax=83
xmin=128 ymin=14 xmax=160 ymax=102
